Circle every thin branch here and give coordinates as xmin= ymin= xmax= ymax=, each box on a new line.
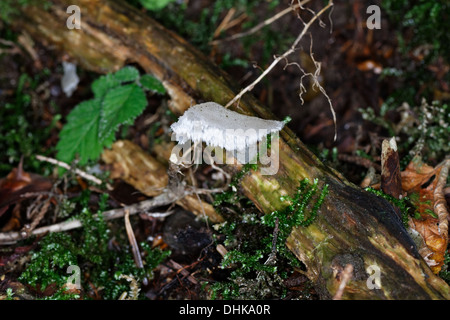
xmin=124 ymin=209 xmax=144 ymax=270
xmin=210 ymin=0 xmax=310 ymax=45
xmin=332 ymin=264 xmax=354 ymax=300
xmin=212 ymin=8 xmax=248 ymax=40
xmin=0 ymin=191 xmax=182 ymax=244
xmin=36 ymin=154 xmax=106 ymax=187
xmin=338 ymin=154 xmax=381 ymax=171
xmin=224 ymin=1 xmax=335 ymax=139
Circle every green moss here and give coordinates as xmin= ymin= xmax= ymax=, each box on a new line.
xmin=365 ymin=187 xmax=412 ymax=228
xmin=210 ymin=281 xmax=240 ymax=300
xmin=262 ymin=179 xmax=329 ymax=265
xmin=211 ymin=178 xmax=328 ymax=299
xmin=18 ymin=232 xmax=78 ymax=297
xmin=18 ymin=192 xmax=171 ymax=300
xmin=5 ymin=288 xmax=15 ymax=300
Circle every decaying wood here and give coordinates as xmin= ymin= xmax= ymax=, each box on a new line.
xmin=102 ymin=140 xmax=223 ymax=223
xmin=380 ymin=137 xmax=403 ymax=218
xmin=10 ymin=0 xmax=450 ymax=299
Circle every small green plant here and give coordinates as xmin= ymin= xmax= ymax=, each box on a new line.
xmin=359 ymin=99 xmax=449 ymax=163
xmin=56 ymin=66 xmax=166 ymax=165
xmin=0 ymin=72 xmax=58 ymax=176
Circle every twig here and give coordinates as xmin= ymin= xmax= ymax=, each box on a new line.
xmin=224 ymin=1 xmax=336 ymax=140
xmin=212 ymin=8 xmax=248 ymax=39
xmin=338 ymin=154 xmax=381 ymax=171
xmin=0 ymin=191 xmax=182 ymax=244
xmin=168 ymin=259 xmax=198 ymax=285
xmin=36 ymin=154 xmax=106 ymax=187
xmin=124 ymin=209 xmax=144 ymax=269
xmin=0 ymin=38 xmax=21 ymax=55
xmin=210 ymin=0 xmax=310 ymax=45
xmin=332 ymin=264 xmax=353 ymax=300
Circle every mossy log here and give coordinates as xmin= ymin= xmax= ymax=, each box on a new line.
xmin=11 ymin=0 xmax=450 ymax=299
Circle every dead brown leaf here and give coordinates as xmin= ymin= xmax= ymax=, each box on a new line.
xmin=0 ymin=160 xmax=52 ymax=228
xmin=401 ymin=156 xmax=448 ymax=273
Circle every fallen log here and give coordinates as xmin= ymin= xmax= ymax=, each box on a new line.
xmin=10 ymin=0 xmax=450 ymax=299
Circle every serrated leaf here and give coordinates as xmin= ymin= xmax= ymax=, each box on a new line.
xmin=56 ymin=99 xmax=115 ymax=165
xmin=98 ymin=83 xmax=147 ymax=141
xmin=140 ymin=74 xmax=166 ymax=94
xmin=113 ymin=66 xmax=140 ymax=83
xmin=92 ymin=74 xmax=121 ymax=99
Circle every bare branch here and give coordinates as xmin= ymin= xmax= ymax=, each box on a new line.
xmin=224 ymin=1 xmax=336 ymax=139
xmin=332 ymin=264 xmax=354 ymax=300
xmin=211 ymin=0 xmax=311 ymax=45
xmin=36 ymin=154 xmax=107 ymax=187
xmin=0 ymin=191 xmax=182 ymax=245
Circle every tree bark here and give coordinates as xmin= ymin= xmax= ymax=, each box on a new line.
xmin=11 ymin=0 xmax=450 ymax=299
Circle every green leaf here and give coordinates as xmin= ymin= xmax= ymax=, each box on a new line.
xmin=113 ymin=66 xmax=140 ymax=83
xmin=92 ymin=74 xmax=121 ymax=99
xmin=56 ymin=99 xmax=115 ymax=165
xmin=98 ymin=84 xmax=147 ymax=141
xmin=56 ymin=67 xmax=151 ymax=166
xmin=140 ymin=74 xmax=166 ymax=94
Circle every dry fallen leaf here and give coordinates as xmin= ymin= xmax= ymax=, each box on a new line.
xmin=0 ymin=160 xmax=52 ymax=221
xmin=401 ymin=156 xmax=449 ymax=273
